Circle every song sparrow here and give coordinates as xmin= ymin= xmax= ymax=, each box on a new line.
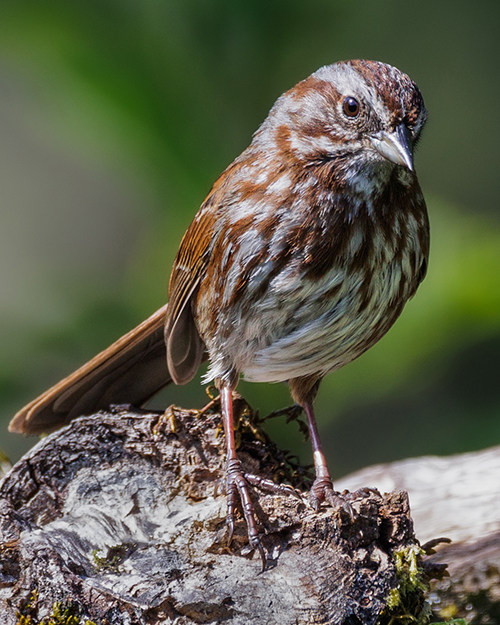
xmin=10 ymin=60 xmax=429 ymax=567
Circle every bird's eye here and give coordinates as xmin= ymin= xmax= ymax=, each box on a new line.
xmin=342 ymin=96 xmax=360 ymax=118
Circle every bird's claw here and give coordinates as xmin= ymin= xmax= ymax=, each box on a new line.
xmin=245 ymin=473 xmax=302 ymax=500
xmin=345 ymin=486 xmax=382 ymax=501
xmin=308 ymin=476 xmax=354 ymax=519
xmin=225 ymin=458 xmax=267 ymax=570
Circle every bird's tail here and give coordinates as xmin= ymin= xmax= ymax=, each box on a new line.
xmin=9 ymin=305 xmax=172 ymax=435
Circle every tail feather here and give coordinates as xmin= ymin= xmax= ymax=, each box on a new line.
xmin=9 ymin=305 xmax=171 ymax=435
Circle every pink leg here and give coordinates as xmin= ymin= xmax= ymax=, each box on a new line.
xmin=220 ymin=386 xmax=266 ymax=569
xmin=303 ymin=401 xmax=353 ymax=517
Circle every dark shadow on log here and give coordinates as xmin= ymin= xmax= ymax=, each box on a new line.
xmin=0 ymin=404 xmax=426 ymax=625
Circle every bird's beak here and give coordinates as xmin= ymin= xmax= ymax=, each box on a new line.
xmin=370 ymin=123 xmax=414 ymax=171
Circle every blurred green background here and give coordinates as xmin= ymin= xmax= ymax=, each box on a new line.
xmin=1 ymin=0 xmax=499 ymax=478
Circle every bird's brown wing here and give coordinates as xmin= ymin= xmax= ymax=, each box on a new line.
xmin=164 ymin=208 xmax=215 ymax=385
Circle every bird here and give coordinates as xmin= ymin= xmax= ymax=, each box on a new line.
xmin=10 ymin=59 xmax=429 ymax=567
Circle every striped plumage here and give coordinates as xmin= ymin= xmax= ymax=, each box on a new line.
xmin=11 ymin=60 xmax=428 ymax=567
xmin=186 ymin=60 xmax=428 ymax=402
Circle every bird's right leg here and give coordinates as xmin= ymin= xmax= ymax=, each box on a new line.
xmin=220 ymin=385 xmax=266 ymax=569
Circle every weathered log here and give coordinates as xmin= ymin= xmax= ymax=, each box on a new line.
xmin=338 ymin=446 xmax=500 ymax=622
xmin=0 ymin=403 xmax=427 ymax=625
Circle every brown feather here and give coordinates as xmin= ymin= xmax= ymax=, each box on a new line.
xmin=10 ymin=59 xmax=429 ymax=445
xmin=164 ymin=194 xmax=220 ymax=384
xmin=9 ymin=305 xmax=170 ymax=434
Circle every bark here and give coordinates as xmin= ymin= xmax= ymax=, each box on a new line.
xmin=0 ymin=403 xmax=422 ymax=625
xmin=337 ymin=446 xmax=500 ymax=622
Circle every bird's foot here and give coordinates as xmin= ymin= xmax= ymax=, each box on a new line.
xmin=226 ymin=458 xmax=267 ymax=571
xmin=245 ymin=473 xmax=302 ymax=499
xmin=308 ymin=476 xmax=354 ymax=519
xmin=344 ymin=486 xmax=382 ymax=501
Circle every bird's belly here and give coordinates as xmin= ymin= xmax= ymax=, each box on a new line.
xmin=232 ymin=260 xmax=411 ymax=383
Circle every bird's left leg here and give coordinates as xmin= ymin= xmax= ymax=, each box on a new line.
xmin=302 ymin=401 xmax=352 ymax=514
xmin=220 ymin=385 xmax=266 ymax=569
xmin=290 ymin=376 xmax=353 ymax=515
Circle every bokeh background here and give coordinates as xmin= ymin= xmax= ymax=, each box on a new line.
xmin=1 ymin=0 xmax=499 ymax=479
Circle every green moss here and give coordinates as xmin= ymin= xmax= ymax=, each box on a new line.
xmin=40 ymin=601 xmax=95 ymax=625
xmin=377 ymin=545 xmax=432 ymax=625
xmin=91 ymin=543 xmax=134 ymax=572
xmin=15 ymin=592 xmax=96 ymax=625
